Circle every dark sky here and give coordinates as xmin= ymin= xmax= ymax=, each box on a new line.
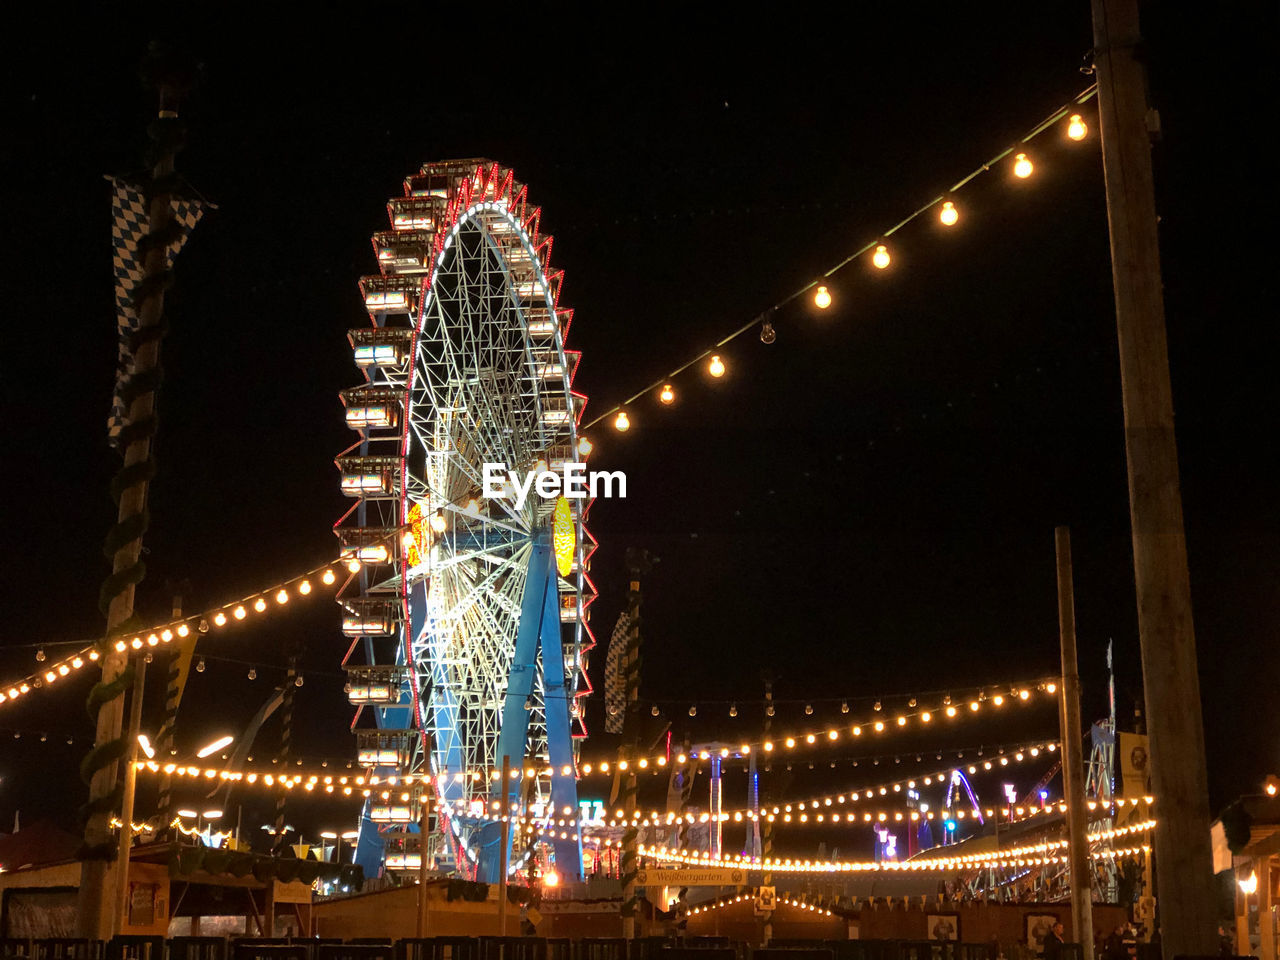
xmin=0 ymin=5 xmax=1274 ymax=856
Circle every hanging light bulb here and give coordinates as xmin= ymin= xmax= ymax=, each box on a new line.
xmin=1013 ymin=153 xmax=1033 ymax=178
xmin=196 ymin=657 xmax=206 ymax=673
xmin=872 ymin=245 xmax=890 ymax=269
xmin=813 ymin=285 xmax=832 ymax=309
xmin=295 ymin=675 xmax=305 ymax=687
xmin=804 ymin=704 xmax=813 ymax=715
xmin=650 ymin=704 xmax=660 ymax=717
xmin=577 ymin=436 xmax=594 ymax=457
xmin=939 ymin=201 xmax=958 ymax=226
xmin=35 ymin=648 xmax=46 ymax=662
xmin=873 ymin=700 xmax=882 ymax=711
xmin=841 ymin=701 xmax=849 ymax=714
xmin=688 ymin=705 xmax=697 ymax=717
xmin=430 ymin=509 xmax=447 ymax=533
xmin=1067 ymin=114 xmax=1088 ymax=141
xmin=247 ymin=667 xmax=257 ymax=680
xmin=614 ymin=411 xmax=630 ymax=432
xmin=765 ymin=704 xmax=775 ymax=717
xmin=729 ymin=704 xmax=738 ymax=718
xmin=659 ymin=384 xmax=675 ymax=405
xmin=708 ymin=355 xmax=726 ymax=378
xmin=760 ymin=321 xmax=776 ymax=344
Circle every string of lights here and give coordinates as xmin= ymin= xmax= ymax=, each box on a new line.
xmin=446 ymin=793 xmax=1149 ymax=835
xmin=581 ymin=86 xmax=1098 ymax=435
xmin=639 ymin=820 xmax=1155 ymax=874
xmin=637 ymin=678 xmax=1059 ymax=720
xmin=128 ymin=735 xmax=1058 ymax=811
xmin=581 ymin=680 xmax=1059 ymax=772
xmin=690 ymin=893 xmax=836 ymax=918
xmin=0 ymin=555 xmax=359 ymax=710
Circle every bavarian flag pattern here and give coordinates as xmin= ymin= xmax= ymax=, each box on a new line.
xmin=108 ymin=176 xmax=205 ymax=449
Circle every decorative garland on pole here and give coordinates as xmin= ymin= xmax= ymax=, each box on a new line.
xmin=77 ymin=46 xmax=203 ymax=938
xmin=272 ymin=649 xmax=300 ymax=852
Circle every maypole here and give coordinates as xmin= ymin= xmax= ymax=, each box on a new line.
xmin=617 ymin=548 xmax=652 ymax=939
xmin=78 ymin=45 xmax=204 ymax=938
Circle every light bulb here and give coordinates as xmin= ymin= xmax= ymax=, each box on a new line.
xmin=760 ymin=321 xmax=776 ymax=344
xmin=577 ymin=436 xmax=594 ymax=456
xmin=729 ymin=704 xmax=738 ymax=717
xmin=233 ymin=606 xmax=246 ymax=620
xmin=322 ymin=569 xmax=336 ymax=585
xmin=298 ymin=580 xmax=312 ymax=596
xmin=1067 ymin=114 xmax=1087 ymax=141
xmin=1013 ymin=153 xmax=1033 ymax=179
xmin=253 ymin=598 xmax=267 ymax=613
xmin=708 ymin=355 xmax=725 ymax=378
xmin=614 ymin=411 xmax=630 ymax=432
xmin=813 ymin=285 xmax=832 ymax=309
xmin=939 ymin=201 xmax=958 ymax=226
xmin=689 ymin=705 xmax=697 ymax=717
xmin=429 ymin=509 xmax=446 ymax=533
xmin=659 ymin=384 xmax=675 ymax=405
xmin=872 ymin=245 xmax=890 ymax=269
xmin=196 ymin=657 xmax=205 ymax=673
xmin=247 ymin=667 xmax=257 ymax=680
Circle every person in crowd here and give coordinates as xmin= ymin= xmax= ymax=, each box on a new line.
xmin=1043 ymin=921 xmax=1067 ymax=960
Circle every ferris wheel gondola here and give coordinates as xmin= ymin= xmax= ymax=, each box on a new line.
xmin=334 ymin=160 xmax=597 ymax=881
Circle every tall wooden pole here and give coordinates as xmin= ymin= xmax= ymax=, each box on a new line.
xmin=416 ymin=758 xmax=435 ymax=937
xmin=78 ymin=64 xmax=186 ymax=939
xmin=619 ymin=549 xmax=651 ymax=939
xmin=1090 ymin=0 xmax=1218 ymax=952
xmin=1055 ymin=528 xmax=1094 ymax=959
xmin=498 ymin=754 xmax=511 ymax=934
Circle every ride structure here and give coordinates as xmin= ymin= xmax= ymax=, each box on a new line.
xmin=334 ymin=159 xmax=597 ymax=882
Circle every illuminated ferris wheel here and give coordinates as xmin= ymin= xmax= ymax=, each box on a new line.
xmin=334 ymin=159 xmax=597 ymax=881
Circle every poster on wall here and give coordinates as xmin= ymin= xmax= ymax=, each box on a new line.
xmin=926 ymin=913 xmax=960 ymax=941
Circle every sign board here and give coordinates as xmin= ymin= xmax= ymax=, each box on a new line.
xmin=755 ymin=885 xmax=776 ymax=915
xmin=634 ymin=867 xmax=746 ymax=887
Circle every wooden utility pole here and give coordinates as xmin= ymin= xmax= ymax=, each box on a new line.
xmin=1090 ymin=0 xmax=1219 ymax=952
xmin=498 ymin=754 xmax=511 ymax=934
xmin=416 ymin=761 xmax=435 ymax=937
xmin=1055 ymin=528 xmax=1094 ymax=960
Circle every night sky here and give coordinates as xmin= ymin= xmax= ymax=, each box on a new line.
xmin=0 ymin=6 xmax=1274 ymax=858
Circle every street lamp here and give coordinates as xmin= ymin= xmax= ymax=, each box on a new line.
xmin=318 ymin=829 xmax=359 ymax=863
xmin=137 ymin=734 xmax=155 ymax=759
xmin=196 ymin=735 xmax=235 ymax=759
xmin=176 ymin=808 xmax=223 ymax=845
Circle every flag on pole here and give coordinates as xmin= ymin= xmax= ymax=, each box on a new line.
xmin=107 ymin=176 xmax=205 ymax=448
xmin=603 ymin=611 xmax=630 ymax=734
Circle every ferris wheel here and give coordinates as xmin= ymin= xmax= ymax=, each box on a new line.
xmin=334 ymin=159 xmax=597 ymax=882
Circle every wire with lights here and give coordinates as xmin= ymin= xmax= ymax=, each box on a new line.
xmin=640 ymin=819 xmax=1155 ymax=875
xmin=580 ymin=679 xmax=1060 ymax=773
xmin=581 ymin=86 xmax=1097 ymax=436
xmin=0 ymin=553 xmax=371 ymax=710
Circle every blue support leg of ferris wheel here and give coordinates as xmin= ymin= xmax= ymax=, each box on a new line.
xmin=539 ymin=554 xmax=583 ymax=881
xmin=476 ymin=537 xmax=550 ymax=882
